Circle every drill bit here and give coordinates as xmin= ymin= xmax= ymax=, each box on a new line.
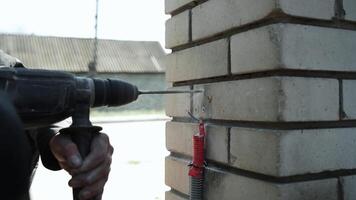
xmin=139 ymin=89 xmax=203 ymax=95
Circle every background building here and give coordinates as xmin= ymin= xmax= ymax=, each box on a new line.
xmin=0 ymin=33 xmax=166 ymax=112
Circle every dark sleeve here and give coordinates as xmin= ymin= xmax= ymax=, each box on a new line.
xmin=0 ymin=91 xmax=32 ymax=199
xmin=36 ymin=128 xmax=62 ymax=171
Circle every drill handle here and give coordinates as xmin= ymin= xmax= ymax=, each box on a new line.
xmin=60 ymin=126 xmax=102 ymax=200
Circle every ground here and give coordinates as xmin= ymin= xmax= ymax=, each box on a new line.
xmin=30 ymin=116 xmax=169 ymax=200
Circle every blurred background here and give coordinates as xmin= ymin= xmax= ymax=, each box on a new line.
xmin=0 ymin=0 xmax=167 ymax=44
xmin=0 ymin=0 xmax=170 ymax=199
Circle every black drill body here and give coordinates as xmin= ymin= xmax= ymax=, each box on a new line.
xmin=0 ymin=66 xmax=140 ymax=200
xmin=0 ymin=67 xmax=139 ymax=128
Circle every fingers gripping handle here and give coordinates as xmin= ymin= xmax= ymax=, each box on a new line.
xmin=71 ymin=130 xmax=95 ymax=200
xmin=60 ymin=126 xmax=102 ymax=200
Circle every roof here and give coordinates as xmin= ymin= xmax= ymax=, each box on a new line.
xmin=0 ymin=33 xmax=166 ymax=73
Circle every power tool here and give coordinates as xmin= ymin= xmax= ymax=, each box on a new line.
xmin=0 ymin=67 xmax=201 ymax=127
xmin=0 ymin=66 xmax=201 ymax=200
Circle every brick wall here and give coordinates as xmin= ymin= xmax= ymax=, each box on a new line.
xmin=164 ymin=0 xmax=356 ymax=200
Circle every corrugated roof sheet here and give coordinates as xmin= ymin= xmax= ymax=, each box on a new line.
xmin=0 ymin=33 xmax=166 ymax=73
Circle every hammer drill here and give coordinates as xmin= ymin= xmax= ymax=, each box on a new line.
xmin=0 ymin=66 xmax=201 ymax=200
xmin=0 ymin=66 xmax=142 ymax=199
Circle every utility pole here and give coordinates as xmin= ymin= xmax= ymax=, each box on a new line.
xmin=88 ymin=0 xmax=99 ymax=76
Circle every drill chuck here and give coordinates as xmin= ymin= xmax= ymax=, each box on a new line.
xmin=92 ymin=78 xmax=139 ymax=107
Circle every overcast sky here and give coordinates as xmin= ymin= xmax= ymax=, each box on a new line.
xmin=0 ymin=0 xmax=168 ymax=47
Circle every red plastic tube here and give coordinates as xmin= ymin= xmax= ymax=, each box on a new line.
xmin=189 ymin=122 xmax=206 ymax=178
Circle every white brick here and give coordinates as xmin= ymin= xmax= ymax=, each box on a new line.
xmin=231 ymin=25 xmax=281 ymax=73
xmin=165 ymin=0 xmax=195 ymax=14
xmin=192 ymin=0 xmax=274 ymax=40
xmin=192 ymin=0 xmax=334 ymax=40
xmin=166 ymin=122 xmax=194 ymax=156
xmin=166 ymin=191 xmax=188 ymax=200
xmin=193 ymin=77 xmax=339 ymax=122
xmin=279 ymin=0 xmax=334 ymax=19
xmin=166 ymin=39 xmax=228 ymax=82
xmin=165 ymin=156 xmax=190 ymax=195
xmin=231 ymin=24 xmax=356 ymax=74
xmin=166 ymin=156 xmax=338 ymax=200
xmin=230 ymin=128 xmax=280 ymax=176
xmin=278 ymin=180 xmax=337 ymax=200
xmin=165 ymin=11 xmax=190 ymax=49
xmin=343 ymin=80 xmax=356 ymax=119
xmin=231 ymin=128 xmax=356 ymax=176
xmin=205 ymin=169 xmax=338 ymax=200
xmin=206 ymin=125 xmax=229 ymax=163
xmin=165 ymin=86 xmax=190 ymax=117
xmin=166 ymin=122 xmax=229 ymax=163
xmin=280 ymin=78 xmax=338 ymax=121
xmin=342 ymin=176 xmax=356 ymax=200
xmin=344 ymin=0 xmax=356 ymax=21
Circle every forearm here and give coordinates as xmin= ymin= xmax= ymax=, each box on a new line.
xmin=0 ymin=91 xmax=32 ymax=199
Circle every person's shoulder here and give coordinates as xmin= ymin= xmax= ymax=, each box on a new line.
xmin=0 ymin=50 xmax=24 ymax=68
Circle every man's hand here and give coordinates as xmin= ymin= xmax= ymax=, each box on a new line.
xmin=49 ymin=133 xmax=114 ymax=200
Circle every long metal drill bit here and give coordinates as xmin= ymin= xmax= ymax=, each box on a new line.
xmin=139 ymin=89 xmax=203 ymax=95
